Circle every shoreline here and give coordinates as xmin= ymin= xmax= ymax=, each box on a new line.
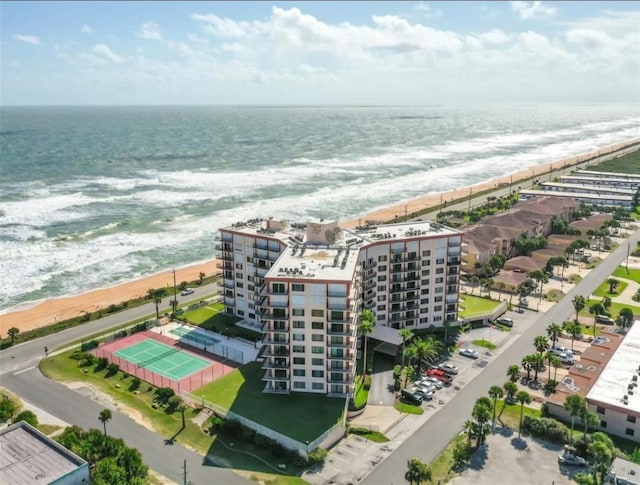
xmin=1 ymin=137 xmax=639 ymax=335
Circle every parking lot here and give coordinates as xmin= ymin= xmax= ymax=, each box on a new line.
xmin=450 ymin=429 xmax=583 ymax=485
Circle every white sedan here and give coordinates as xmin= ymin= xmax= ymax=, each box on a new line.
xmin=459 ymin=348 xmax=480 ymax=359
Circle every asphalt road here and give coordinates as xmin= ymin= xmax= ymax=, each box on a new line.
xmin=0 ymin=281 xmax=252 ymax=485
xmin=361 ymin=229 xmax=640 ymax=485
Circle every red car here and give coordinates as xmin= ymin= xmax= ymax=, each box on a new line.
xmin=426 ymin=368 xmax=453 ymax=384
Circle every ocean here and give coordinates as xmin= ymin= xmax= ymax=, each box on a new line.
xmin=1 ymin=104 xmax=639 ymax=312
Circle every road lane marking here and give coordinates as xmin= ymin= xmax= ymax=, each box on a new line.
xmin=14 ymin=366 xmax=36 ymax=375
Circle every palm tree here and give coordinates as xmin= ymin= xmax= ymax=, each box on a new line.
xmin=408 ymin=337 xmax=441 ymax=374
xmin=486 ymin=278 xmax=494 ymax=299
xmin=528 ymin=270 xmax=545 ymax=301
xmin=602 ymin=296 xmax=612 ymax=312
xmin=521 ymin=355 xmax=535 ymax=381
xmin=359 ymin=309 xmax=375 ymax=375
xmin=472 ymin=399 xmax=492 ymax=447
xmin=403 ymin=344 xmax=418 ymax=376
xmin=531 ymin=353 xmax=544 ymax=382
xmin=550 ymin=355 xmax=562 ymax=382
xmin=98 ymin=409 xmax=112 ymax=436
xmin=398 ymin=328 xmax=413 ymax=369
xmin=607 ymin=278 xmax=620 ymax=294
xmin=471 ymin=276 xmax=481 ymax=295
xmin=516 ymin=391 xmax=531 ymax=438
xmin=154 ymin=297 xmax=162 ymax=319
xmin=405 ymin=458 xmax=431 ymax=485
xmin=572 ymin=295 xmax=586 ymax=324
xmin=590 ymin=440 xmax=613 ymax=485
xmin=463 ymin=419 xmax=476 ymax=447
xmin=564 ymin=321 xmax=582 ymax=351
xmin=442 ymin=320 xmax=452 ymax=346
xmin=488 ymin=385 xmax=504 ymax=430
xmin=533 ymin=335 xmax=549 ymax=354
xmin=618 ymin=308 xmax=634 ymax=331
xmin=7 ymin=327 xmax=19 ymax=344
xmin=564 ymin=394 xmax=586 ymax=445
xmin=545 ymin=351 xmax=554 ymax=383
xmin=546 ymin=323 xmax=562 ymax=348
xmin=497 ymin=282 xmax=506 ymax=301
xmin=507 ymin=364 xmax=520 ymax=382
xmin=198 ymin=271 xmax=205 ymax=285
xmin=580 ymin=407 xmax=599 ymax=434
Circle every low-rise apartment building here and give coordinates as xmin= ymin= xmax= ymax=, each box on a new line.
xmin=218 ymin=219 xmax=463 ymax=395
xmin=520 ymin=189 xmax=634 ymax=208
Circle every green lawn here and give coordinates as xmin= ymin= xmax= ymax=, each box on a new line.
xmin=581 ymin=299 xmax=640 ymax=319
xmin=459 ymin=295 xmax=502 ymax=319
xmin=394 ymin=401 xmax=424 ymax=415
xmin=193 ymin=362 xmax=344 ymax=443
xmin=182 ymin=305 xmax=261 ymax=341
xmin=40 ymin=350 xmax=306 ymax=482
xmin=612 ymin=266 xmax=640 ymax=284
xmin=496 ymin=400 xmax=540 ymax=429
xmin=593 ymin=280 xmax=628 ymax=298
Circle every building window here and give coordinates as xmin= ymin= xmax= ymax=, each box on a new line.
xmin=312 ymin=334 xmax=323 ymax=342
xmin=377 ymin=314 xmax=385 ymax=321
xmin=312 ymin=370 xmax=324 ymax=378
xmin=421 ymin=269 xmax=430 ymax=276
xmin=293 ymin=369 xmax=305 ymax=377
xmin=312 ymin=321 xmax=324 ymax=330
xmin=237 ymin=310 xmax=245 ymax=316
xmin=377 ymin=305 xmax=386 ymax=311
xmin=435 ymin=277 xmax=444 ymax=284
xmin=293 ymin=321 xmax=305 ymax=329
xmin=596 ymin=407 xmax=605 ymax=415
xmin=293 ymin=357 xmax=305 ymax=365
xmin=292 ymin=334 xmax=305 ymax=341
xmin=378 ymin=285 xmax=387 ymax=292
xmin=600 ymin=420 xmax=607 ymax=428
xmin=378 ymin=255 xmax=387 ymax=262
xmin=312 ymin=358 xmax=324 ymax=365
xmin=311 ymin=309 xmax=324 ymax=317
xmin=312 ymin=382 xmax=324 ymax=390
xmin=377 ymin=295 xmax=386 ymax=301
xmin=273 ymin=282 xmax=285 ymax=293
xmin=293 ymin=345 xmax=305 ymax=353
xmin=292 ymin=283 xmax=305 ymax=292
xmin=627 ymin=415 xmax=636 ymax=423
xmin=421 ymin=279 xmax=430 ymax=285
xmin=422 ymin=250 xmax=431 ymax=257
xmin=292 ymin=308 xmax=305 ymax=316
xmin=420 ymin=307 xmax=429 ymax=314
xmin=293 ymin=382 xmax=305 ymax=389
xmin=422 ymin=260 xmax=431 ymax=266
xmin=435 ymin=296 xmax=443 ymax=303
xmin=421 ymin=288 xmax=429 ymax=295
xmin=434 ymin=305 xmax=442 ymax=312
xmin=235 ymin=263 xmax=243 ymax=270
xmin=236 ymin=282 xmax=244 ymax=288
xmin=626 ymin=428 xmax=635 ymax=436
xmin=379 ymin=265 xmax=387 ymax=272
xmin=377 ymin=275 xmax=386 ymax=282
xmin=312 ymin=346 xmax=324 ymax=354
xmin=436 ymin=267 xmax=444 ymax=274
xmin=433 ymin=316 xmax=442 ymax=322
xmin=436 ymin=258 xmax=445 ymax=264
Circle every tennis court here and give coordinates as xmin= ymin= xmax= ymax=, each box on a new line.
xmin=114 ymin=339 xmax=210 ymax=381
xmin=169 ymin=326 xmax=220 ymax=347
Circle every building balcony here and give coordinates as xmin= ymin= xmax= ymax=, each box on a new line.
xmin=327 ymin=351 xmax=354 ymax=361
xmin=327 ymin=327 xmax=354 ymax=337
xmin=363 ymin=260 xmax=377 ymax=270
xmin=363 ymin=271 xmax=377 ymax=280
xmin=362 ymin=279 xmax=376 ymax=290
xmin=262 ymin=372 xmax=291 ymax=383
xmin=261 ymin=312 xmax=288 ymax=321
xmin=224 ymin=297 xmax=235 ymax=307
xmin=262 ymin=346 xmax=289 ymax=358
xmin=264 ymin=323 xmax=289 ymax=334
xmin=268 ymin=300 xmax=289 ymax=309
xmin=263 ymin=336 xmax=289 ymax=345
xmin=216 ymin=261 xmax=233 ymax=270
xmin=262 ymin=359 xmax=290 ymax=370
xmin=219 ymin=251 xmax=233 ymax=261
xmin=327 ymin=363 xmax=352 ymax=373
xmin=327 ymin=316 xmax=348 ymax=324
xmin=222 ymin=279 xmax=234 ymax=289
xmin=263 ymin=384 xmax=290 ymax=394
xmin=327 ymin=338 xmax=354 ymax=349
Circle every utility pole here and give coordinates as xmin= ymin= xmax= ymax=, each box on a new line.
xmin=173 ymin=268 xmax=178 ymax=314
xmin=183 ymin=459 xmax=187 ymax=485
xmin=468 ymin=188 xmax=472 ymax=211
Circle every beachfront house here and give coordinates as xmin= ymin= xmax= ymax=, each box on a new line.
xmin=218 ymin=218 xmax=463 ymax=395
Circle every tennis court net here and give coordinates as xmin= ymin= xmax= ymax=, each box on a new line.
xmin=137 ymin=346 xmax=182 ymax=369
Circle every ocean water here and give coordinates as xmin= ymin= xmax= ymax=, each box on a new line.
xmin=1 ymin=104 xmax=639 ymax=312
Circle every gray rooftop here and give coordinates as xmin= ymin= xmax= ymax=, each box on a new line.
xmin=520 ymin=189 xmax=633 ymax=203
xmin=586 ymin=321 xmax=640 ymax=413
xmin=346 ymin=220 xmax=461 ymax=243
xmin=609 ymin=456 xmax=640 ymax=485
xmin=540 ymin=182 xmax=636 ymax=195
xmin=0 ymin=421 xmax=87 ymax=485
xmin=268 ymin=244 xmax=361 ymax=281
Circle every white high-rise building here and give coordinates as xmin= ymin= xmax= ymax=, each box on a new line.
xmin=218 ymin=218 xmax=463 ymax=396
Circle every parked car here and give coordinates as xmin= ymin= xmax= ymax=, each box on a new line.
xmin=417 ymin=380 xmax=437 ymax=392
xmin=426 ymin=368 xmax=453 ymax=384
xmin=180 ymin=287 xmax=195 ymax=296
xmin=551 ymin=345 xmax=573 ymax=357
xmin=496 ymin=317 xmax=514 ymax=327
xmin=401 ymin=389 xmax=423 ymax=405
xmin=411 ymin=387 xmax=434 ymax=401
xmin=558 ymin=353 xmax=575 ymax=365
xmin=423 ymin=376 xmax=443 ymax=389
xmin=438 ymin=363 xmax=459 ymax=375
xmin=596 ymin=315 xmax=615 ymax=325
xmin=459 ymin=348 xmax=480 ymax=359
xmin=558 ymin=453 xmax=587 ymax=466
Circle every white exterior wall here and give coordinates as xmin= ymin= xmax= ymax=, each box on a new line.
xmin=49 ymin=464 xmax=90 ymax=485
xmin=590 ymin=403 xmax=640 ymax=443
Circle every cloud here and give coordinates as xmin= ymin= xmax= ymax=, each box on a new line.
xmin=137 ymin=20 xmax=162 ymax=40
xmin=12 ymin=34 xmax=41 ymax=45
xmin=81 ymin=24 xmax=93 ymax=34
xmin=413 ymin=2 xmax=442 ymax=18
xmin=92 ymin=44 xmax=125 ymax=63
xmin=510 ymin=1 xmax=557 ymax=20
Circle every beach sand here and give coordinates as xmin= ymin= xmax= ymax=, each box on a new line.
xmin=1 ymin=139 xmax=637 ymax=336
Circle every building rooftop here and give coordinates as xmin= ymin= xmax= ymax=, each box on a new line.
xmin=504 ymin=256 xmax=545 ymax=273
xmin=520 ymin=189 xmax=633 ymax=203
xmin=586 ymin=322 xmax=640 ymax=413
xmin=347 ymin=220 xmax=462 ymax=243
xmin=268 ymin=244 xmax=362 ymax=281
xmin=541 ymin=182 xmax=636 ymax=195
xmin=560 ymin=175 xmax=640 ymax=188
xmin=575 ymin=170 xmax=640 ymax=180
xmin=609 ymin=457 xmax=640 ymax=485
xmin=0 ymin=421 xmax=88 ymax=485
xmin=220 ymin=218 xmax=303 ymax=244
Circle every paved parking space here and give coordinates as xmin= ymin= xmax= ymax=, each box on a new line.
xmin=450 ymin=429 xmax=583 ymax=485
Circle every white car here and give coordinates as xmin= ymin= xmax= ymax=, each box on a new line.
xmin=423 ymin=376 xmax=443 ymax=389
xmin=551 ymin=346 xmax=573 ymax=357
xmin=459 ymin=348 xmax=480 ymax=359
xmin=558 ymin=353 xmax=575 ymax=365
xmin=439 ymin=363 xmax=459 ymax=375
xmin=180 ymin=288 xmax=195 ymax=296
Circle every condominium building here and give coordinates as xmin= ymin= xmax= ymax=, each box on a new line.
xmin=217 ymin=218 xmax=463 ymax=396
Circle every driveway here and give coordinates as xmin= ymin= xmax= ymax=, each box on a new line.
xmin=368 ymin=352 xmax=396 ymax=406
xmin=450 ymin=429 xmax=582 ymax=485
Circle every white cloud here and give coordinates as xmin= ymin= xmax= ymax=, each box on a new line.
xmin=510 ymin=1 xmax=557 ymax=20
xmin=81 ymin=24 xmax=93 ymax=34
xmin=137 ymin=20 xmax=162 ymax=40
xmin=12 ymin=34 xmax=41 ymax=45
xmin=413 ymin=2 xmax=442 ymax=18
xmin=477 ymin=29 xmax=511 ymax=45
xmin=92 ymin=44 xmax=125 ymax=63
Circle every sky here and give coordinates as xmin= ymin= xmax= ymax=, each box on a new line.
xmin=1 ymin=1 xmax=639 ymax=105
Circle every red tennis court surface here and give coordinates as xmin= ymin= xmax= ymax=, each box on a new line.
xmin=95 ymin=329 xmax=238 ymax=393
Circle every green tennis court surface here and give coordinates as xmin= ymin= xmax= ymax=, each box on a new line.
xmin=170 ymin=326 xmax=220 ymax=347
xmin=114 ymin=339 xmax=210 ymax=380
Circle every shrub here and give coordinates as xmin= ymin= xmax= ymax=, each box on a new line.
xmin=253 ymin=433 xmax=270 ymax=447
xmin=81 ymin=354 xmax=96 ymax=367
xmin=452 ymin=440 xmax=472 ymax=469
xmin=363 ymin=376 xmax=372 ymax=391
xmin=307 ymin=447 xmax=327 ymax=465
xmin=129 ymin=378 xmax=141 ymax=392
xmin=393 ymin=365 xmax=402 ymax=379
xmin=0 ymin=398 xmax=18 ymax=423
xmin=154 ymin=387 xmax=175 ymax=406
xmin=13 ymin=410 xmax=38 ymax=427
xmin=220 ymin=418 xmax=241 ymax=437
xmin=239 ymin=427 xmax=256 ymax=443
xmin=165 ymin=396 xmax=184 ymax=414
xmin=271 ymin=443 xmax=287 ymax=458
xmin=95 ymin=357 xmax=109 ymax=371
xmin=80 ymin=340 xmax=100 ymax=352
xmin=521 ymin=416 xmax=568 ymax=443
xmin=105 ymin=363 xmax=119 ymax=377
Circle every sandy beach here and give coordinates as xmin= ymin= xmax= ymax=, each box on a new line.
xmin=1 ymin=138 xmax=638 ymax=336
